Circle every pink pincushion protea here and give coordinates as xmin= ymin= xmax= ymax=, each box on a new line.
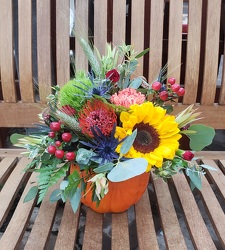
xmin=79 ymin=99 xmax=117 ymax=137
xmin=110 ymin=88 xmax=145 ymax=108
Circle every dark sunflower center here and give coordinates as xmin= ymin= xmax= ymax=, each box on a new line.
xmin=133 ymin=122 xmax=160 ymax=153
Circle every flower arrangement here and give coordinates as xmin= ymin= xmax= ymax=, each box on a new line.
xmin=11 ymin=41 xmax=215 ymax=213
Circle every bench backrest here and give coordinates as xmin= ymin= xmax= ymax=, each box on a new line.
xmin=0 ymin=0 xmax=224 ymax=129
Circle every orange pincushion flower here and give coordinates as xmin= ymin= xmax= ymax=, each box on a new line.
xmin=79 ymin=99 xmax=117 ymax=137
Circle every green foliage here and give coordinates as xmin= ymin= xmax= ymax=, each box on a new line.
xmin=120 ymin=129 xmax=137 ymax=155
xmin=93 ymin=162 xmax=114 ymax=173
xmin=24 ymin=186 xmax=38 ymax=203
xmin=70 ymin=187 xmax=81 ymax=213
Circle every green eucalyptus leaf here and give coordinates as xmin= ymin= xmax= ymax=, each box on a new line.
xmin=60 ymin=180 xmax=69 ymax=190
xmin=120 ymin=129 xmax=137 ymax=155
xmin=135 ymin=48 xmax=150 ymax=58
xmin=94 ymin=162 xmax=114 ymax=173
xmin=201 ymin=164 xmax=218 ymax=171
xmin=70 ymin=187 xmax=81 ymax=213
xmin=107 ymin=158 xmax=148 ymax=182
xmin=188 ymin=124 xmax=215 ymax=151
xmin=50 ymin=189 xmax=62 ymax=203
xmin=129 ymin=78 xmax=143 ymax=89
xmin=188 ymin=170 xmax=202 ymax=190
xmin=24 ymin=186 xmax=38 ymax=203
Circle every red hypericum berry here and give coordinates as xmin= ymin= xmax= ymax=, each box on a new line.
xmin=168 ymin=77 xmax=176 ymax=85
xmin=159 ymin=90 xmax=168 ymax=101
xmin=55 ymin=141 xmax=62 ymax=147
xmin=48 ymin=145 xmax=56 ymax=155
xmin=48 ymin=131 xmax=55 ymax=138
xmin=152 ymin=81 xmax=162 ymax=91
xmin=66 ymin=152 xmax=76 ymax=161
xmin=177 ymin=87 xmax=185 ymax=96
xmin=171 ymin=83 xmax=180 ymax=93
xmin=55 ymin=149 xmax=64 ymax=159
xmin=50 ymin=122 xmax=61 ymax=132
xmin=62 ymin=132 xmax=72 ymax=142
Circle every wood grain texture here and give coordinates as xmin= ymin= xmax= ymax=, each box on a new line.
xmin=36 ymin=0 xmax=52 ymax=102
xmin=0 ymin=0 xmax=16 ymax=102
xmin=148 ymin=0 xmax=164 ymax=83
xmin=183 ymin=0 xmax=202 ymax=104
xmin=130 ymin=0 xmax=145 ymax=77
xmin=0 ymin=156 xmax=17 ymax=184
xmin=172 ymin=174 xmax=216 ymax=249
xmin=135 ymin=189 xmax=159 ymax=250
xmin=0 ymin=173 xmax=37 ymax=249
xmin=94 ymin=0 xmax=108 ymax=56
xmin=167 ymin=0 xmax=183 ymax=83
xmin=24 ymin=184 xmax=59 ymax=250
xmin=75 ymin=0 xmax=89 ymax=72
xmin=112 ymin=211 xmax=130 ymax=250
xmin=219 ymin=41 xmax=225 ymax=104
xmin=18 ymin=0 xmax=34 ymax=102
xmin=82 ymin=208 xmax=103 ymax=250
xmin=153 ymin=176 xmax=187 ymax=250
xmin=56 ymin=0 xmax=70 ymax=87
xmin=54 ymin=202 xmax=80 ymax=250
xmin=201 ymin=0 xmax=221 ymax=105
xmin=0 ymin=157 xmax=30 ymax=228
xmin=112 ymin=0 xmax=126 ymax=46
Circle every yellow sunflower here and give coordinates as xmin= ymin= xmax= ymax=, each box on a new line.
xmin=115 ymin=102 xmax=181 ymax=171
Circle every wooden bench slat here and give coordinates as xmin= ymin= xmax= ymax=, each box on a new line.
xmin=153 ymin=175 xmax=187 ymax=250
xmin=0 ymin=157 xmax=30 ymax=228
xmin=183 ymin=0 xmax=202 ymax=104
xmin=200 ymin=173 xmax=225 ymax=247
xmin=24 ymin=185 xmax=59 ymax=250
xmin=75 ymin=0 xmax=89 ymax=72
xmin=130 ymin=0 xmax=145 ymax=77
xmin=135 ymin=189 xmax=159 ymax=250
xmin=0 ymin=173 xmax=37 ymax=249
xmin=0 ymin=156 xmax=17 ymax=184
xmin=54 ymin=202 xmax=80 ymax=250
xmin=18 ymin=0 xmax=34 ymax=102
xmin=56 ymin=0 xmax=70 ymax=87
xmin=94 ymin=0 xmax=107 ymax=56
xmin=201 ymin=0 xmax=221 ymax=105
xmin=36 ymin=0 xmax=52 ymax=102
xmin=0 ymin=0 xmax=16 ymax=102
xmin=219 ymin=51 xmax=225 ymax=104
xmin=167 ymin=0 xmax=183 ymax=84
xmin=172 ymin=173 xmax=217 ymax=249
xmin=148 ymin=0 xmax=164 ymax=83
xmin=82 ymin=208 xmax=103 ymax=250
xmin=112 ymin=211 xmax=130 ymax=250
xmin=112 ymin=0 xmax=126 ymax=46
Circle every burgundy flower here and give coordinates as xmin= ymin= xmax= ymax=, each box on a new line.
xmin=105 ymin=69 xmax=120 ymax=83
xmin=182 ymin=151 xmax=194 ymax=161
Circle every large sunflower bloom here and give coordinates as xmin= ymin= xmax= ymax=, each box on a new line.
xmin=115 ymin=102 xmax=181 ymax=171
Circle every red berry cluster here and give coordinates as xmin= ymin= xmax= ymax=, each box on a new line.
xmin=151 ymin=77 xmax=185 ymax=102
xmin=47 ymin=121 xmax=76 ymax=161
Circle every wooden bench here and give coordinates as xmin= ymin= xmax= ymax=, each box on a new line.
xmin=0 ymin=0 xmax=225 ymax=249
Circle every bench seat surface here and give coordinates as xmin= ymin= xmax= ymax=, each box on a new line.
xmin=0 ymin=149 xmax=225 ymax=249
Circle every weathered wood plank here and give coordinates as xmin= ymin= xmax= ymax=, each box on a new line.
xmin=0 ymin=0 xmax=16 ymax=102
xmin=24 ymin=185 xmax=59 ymax=249
xmin=219 ymin=41 xmax=225 ymax=104
xmin=148 ymin=0 xmax=164 ymax=83
xmin=94 ymin=0 xmax=107 ymax=56
xmin=18 ymin=0 xmax=34 ymax=102
xmin=130 ymin=0 xmax=145 ymax=77
xmin=54 ymin=202 xmax=80 ymax=250
xmin=153 ymin=176 xmax=187 ymax=250
xmin=201 ymin=0 xmax=221 ymax=105
xmin=172 ymin=173 xmax=217 ymax=249
xmin=112 ymin=0 xmax=126 ymax=46
xmin=0 ymin=173 xmax=37 ymax=249
xmin=82 ymin=208 xmax=103 ymax=250
xmin=112 ymin=211 xmax=130 ymax=250
xmin=167 ymin=0 xmax=183 ymax=84
xmin=36 ymin=0 xmax=52 ymax=102
xmin=0 ymin=157 xmax=30 ymax=228
xmin=75 ymin=0 xmax=89 ymax=72
xmin=0 ymin=156 xmax=17 ymax=184
xmin=56 ymin=0 xmax=70 ymax=87
xmin=183 ymin=0 xmax=202 ymax=104
xmin=135 ymin=189 xmax=159 ymax=250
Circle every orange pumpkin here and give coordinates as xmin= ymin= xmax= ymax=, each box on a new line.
xmin=70 ymin=164 xmax=150 ymax=213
